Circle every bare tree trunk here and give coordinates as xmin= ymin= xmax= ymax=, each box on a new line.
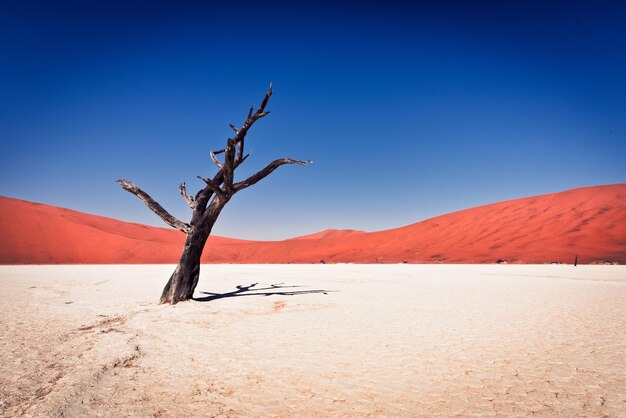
xmin=160 ymin=201 xmax=225 ymax=304
xmin=159 ymin=202 xmax=223 ymax=304
xmin=159 ymin=229 xmax=210 ymax=304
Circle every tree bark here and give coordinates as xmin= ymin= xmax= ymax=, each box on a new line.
xmin=159 ymin=229 xmax=209 ymax=304
xmin=159 ymin=200 xmax=226 ymax=304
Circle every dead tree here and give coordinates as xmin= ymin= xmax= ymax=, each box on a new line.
xmin=116 ymin=85 xmax=310 ymax=304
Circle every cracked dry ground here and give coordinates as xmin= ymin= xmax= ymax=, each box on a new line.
xmin=1 ymin=264 xmax=625 ymax=417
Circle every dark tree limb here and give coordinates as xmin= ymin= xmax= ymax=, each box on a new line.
xmin=223 ymin=138 xmax=235 ymax=193
xmin=240 ymin=151 xmax=251 ymax=165
xmin=234 ymin=158 xmax=312 ymax=192
xmin=193 ymin=149 xmax=252 ymax=210
xmin=116 ymin=179 xmax=192 ymax=234
xmin=192 ymin=84 xmax=274 ymax=210
xmin=232 ymin=84 xmax=272 ymax=149
xmin=179 ymin=182 xmax=196 ymax=208
xmin=236 ymin=138 xmax=245 ymax=163
xmin=197 ymin=175 xmax=225 ymax=201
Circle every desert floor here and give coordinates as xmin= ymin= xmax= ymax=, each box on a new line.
xmin=1 ymin=264 xmax=625 ymax=417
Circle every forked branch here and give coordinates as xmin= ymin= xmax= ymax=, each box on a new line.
xmin=116 ymin=179 xmax=192 ymax=234
xmin=192 ymin=85 xmax=274 ymax=207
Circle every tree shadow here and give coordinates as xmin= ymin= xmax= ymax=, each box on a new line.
xmin=193 ymin=282 xmax=334 ymax=303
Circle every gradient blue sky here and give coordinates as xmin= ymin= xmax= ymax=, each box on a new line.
xmin=1 ymin=1 xmax=625 ymax=239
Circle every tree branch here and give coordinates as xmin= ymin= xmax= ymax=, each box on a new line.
xmin=194 ymin=84 xmax=275 ymax=211
xmin=236 ymin=137 xmax=245 ymax=163
xmin=116 ymin=179 xmax=192 ymax=234
xmin=179 ymin=182 xmax=196 ymax=208
xmin=223 ymin=138 xmax=235 ymax=193
xmin=210 ymin=151 xmax=224 ymax=169
xmin=231 ymin=84 xmax=272 ymax=151
xmin=239 ymin=151 xmax=251 ymax=165
xmin=258 ymin=82 xmax=272 ymax=113
xmin=197 ymin=176 xmax=226 ymax=201
xmin=234 ymin=158 xmax=311 ymax=192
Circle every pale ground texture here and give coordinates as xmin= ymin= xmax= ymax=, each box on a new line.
xmin=1 ymin=264 xmax=625 ymax=417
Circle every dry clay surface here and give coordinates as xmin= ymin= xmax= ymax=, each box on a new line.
xmin=1 ymin=264 xmax=625 ymax=417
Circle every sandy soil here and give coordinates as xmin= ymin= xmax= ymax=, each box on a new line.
xmin=1 ymin=264 xmax=625 ymax=417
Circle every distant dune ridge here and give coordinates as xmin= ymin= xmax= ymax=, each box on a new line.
xmin=1 ymin=184 xmax=624 ymax=264
xmin=286 ymin=229 xmax=367 ymax=241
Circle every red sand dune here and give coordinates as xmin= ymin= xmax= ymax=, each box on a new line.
xmin=287 ymin=229 xmax=367 ymax=241
xmin=1 ymin=184 xmax=625 ymax=264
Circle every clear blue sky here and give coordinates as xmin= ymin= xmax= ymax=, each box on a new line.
xmin=1 ymin=1 xmax=625 ymax=239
